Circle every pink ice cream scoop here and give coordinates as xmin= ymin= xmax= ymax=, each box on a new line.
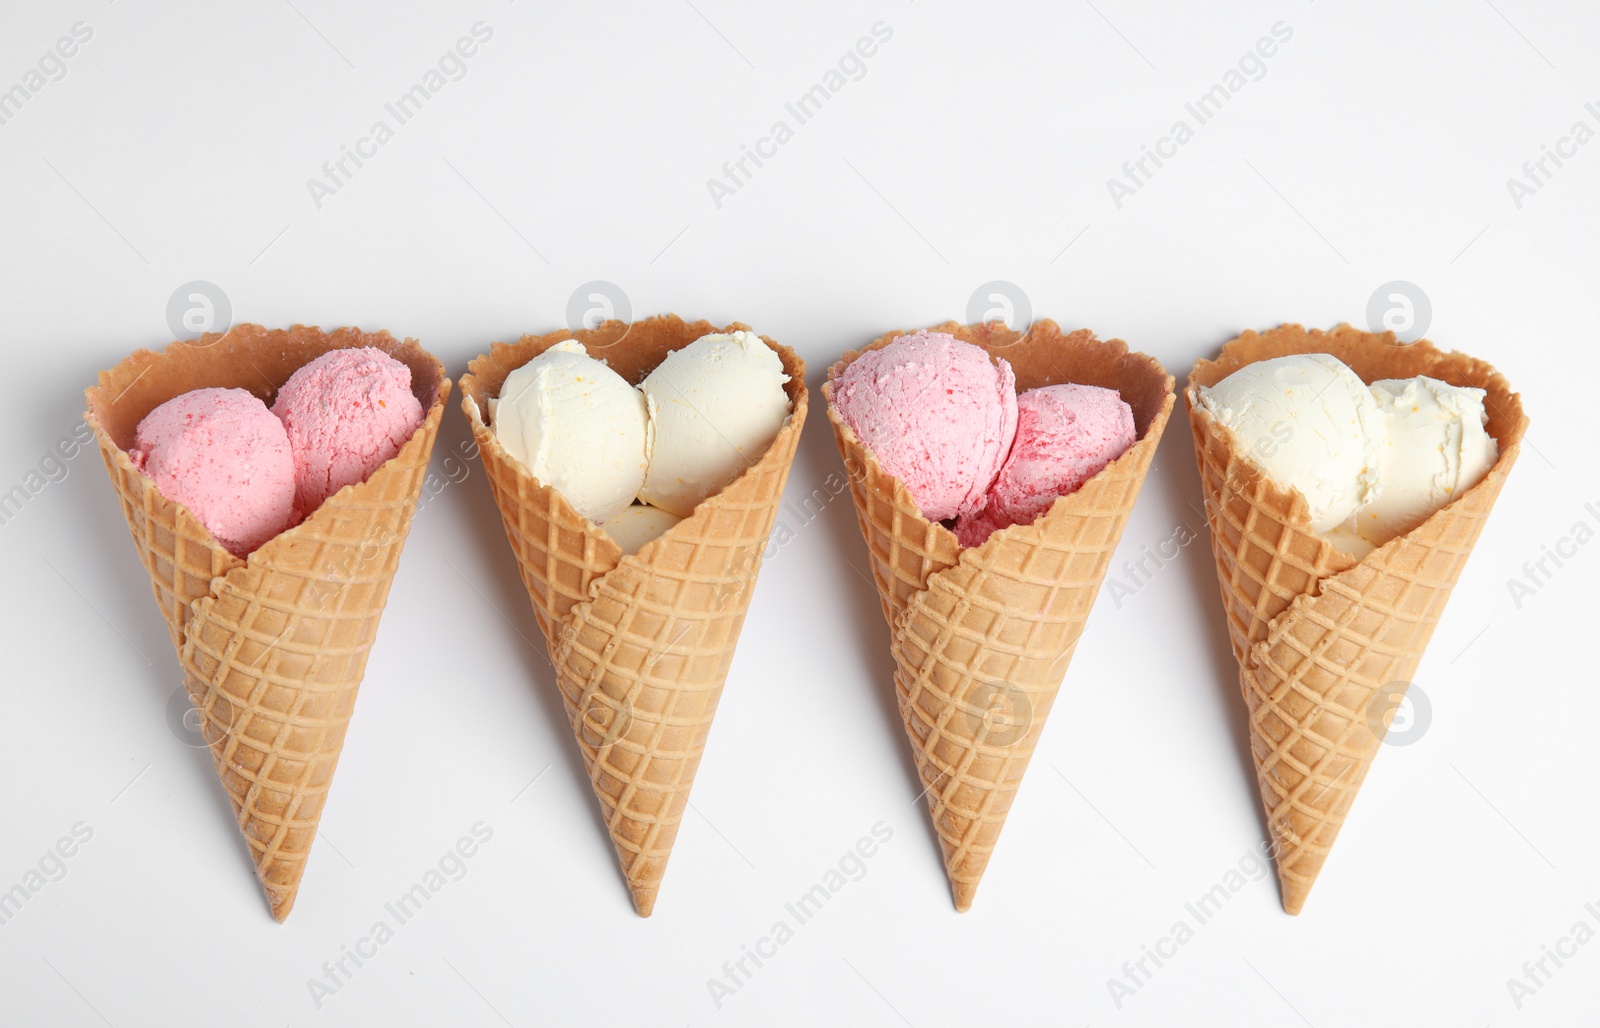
xmin=832 ymin=331 xmax=1018 ymax=521
xmin=271 ymin=347 xmax=426 ymax=515
xmin=131 ymin=387 xmax=297 ymax=557
xmin=954 ymin=383 xmax=1136 ymax=547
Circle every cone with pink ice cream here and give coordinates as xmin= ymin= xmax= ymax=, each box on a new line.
xmin=1186 ymin=324 xmax=1527 ymax=914
xmin=825 ymin=320 xmax=1174 ymax=910
xmin=85 ymin=325 xmax=449 ymax=921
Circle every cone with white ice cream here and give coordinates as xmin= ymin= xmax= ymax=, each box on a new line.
xmin=461 ymin=315 xmax=805 ymax=916
xmin=1187 ymin=323 xmax=1527 ymax=913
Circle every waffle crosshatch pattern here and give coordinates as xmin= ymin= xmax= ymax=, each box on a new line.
xmin=85 ymin=325 xmax=451 ymax=921
xmin=460 ymin=315 xmax=807 ymax=916
xmin=1187 ymin=324 xmax=1528 ymax=914
xmin=826 ymin=320 xmax=1175 ymax=909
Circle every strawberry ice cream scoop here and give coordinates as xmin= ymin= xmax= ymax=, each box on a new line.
xmin=954 ymin=383 xmax=1136 ymax=547
xmin=131 ymin=387 xmax=297 ymax=557
xmin=272 ymin=347 xmax=426 ymax=515
xmin=831 ymin=331 xmax=1018 ymax=521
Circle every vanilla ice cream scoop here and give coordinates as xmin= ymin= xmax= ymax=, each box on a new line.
xmin=1198 ymin=354 xmax=1384 ymax=535
xmin=601 ymin=503 xmax=684 ymax=556
xmin=490 ymin=340 xmax=649 ymax=524
xmin=637 ymin=330 xmax=790 ymax=517
xmin=1357 ymin=376 xmax=1497 ymax=544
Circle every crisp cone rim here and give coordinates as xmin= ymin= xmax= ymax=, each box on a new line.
xmin=83 ymin=323 xmax=452 ymax=577
xmin=1183 ymin=321 xmax=1529 ymax=577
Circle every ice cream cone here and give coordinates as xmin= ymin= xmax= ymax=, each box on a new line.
xmin=459 ymin=315 xmax=807 ymax=917
xmin=84 ymin=324 xmax=450 ymax=922
xmin=825 ymin=320 xmax=1175 ymax=910
xmin=1186 ymin=324 xmax=1528 ymax=914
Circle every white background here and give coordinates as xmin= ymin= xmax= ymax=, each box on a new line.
xmin=1 ymin=1 xmax=1595 ymax=1025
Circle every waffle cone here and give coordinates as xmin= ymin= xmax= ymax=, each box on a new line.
xmin=825 ymin=320 xmax=1174 ymax=910
xmin=84 ymin=325 xmax=450 ymax=922
xmin=1186 ymin=324 xmax=1528 ymax=914
xmin=460 ymin=315 xmax=807 ymax=917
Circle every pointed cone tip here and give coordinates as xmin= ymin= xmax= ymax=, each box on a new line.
xmin=1278 ymin=871 xmax=1310 ymax=916
xmin=629 ymin=881 xmax=658 ymax=918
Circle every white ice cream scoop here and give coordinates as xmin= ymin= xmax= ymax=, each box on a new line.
xmin=489 ymin=339 xmax=649 ymax=525
xmin=1357 ymin=376 xmax=1498 ymax=545
xmin=601 ymin=503 xmax=684 ymax=556
xmin=1198 ymin=353 xmax=1384 ymax=536
xmin=636 ymin=330 xmax=791 ymax=517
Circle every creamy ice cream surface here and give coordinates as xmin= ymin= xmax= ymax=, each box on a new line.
xmin=829 ymin=331 xmax=1018 ymax=523
xmin=1198 ymin=354 xmax=1384 ymax=536
xmin=636 ymin=331 xmax=790 ymax=517
xmin=1200 ymin=354 xmax=1500 ymax=558
xmin=953 ymin=383 xmax=1135 ymax=547
xmin=491 ymin=340 xmax=649 ymax=525
xmin=131 ymin=387 xmax=298 ymax=557
xmin=1359 ymin=376 xmax=1497 ymax=544
xmin=272 ymin=347 xmax=426 ymax=516
xmin=601 ymin=503 xmax=684 ymax=556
